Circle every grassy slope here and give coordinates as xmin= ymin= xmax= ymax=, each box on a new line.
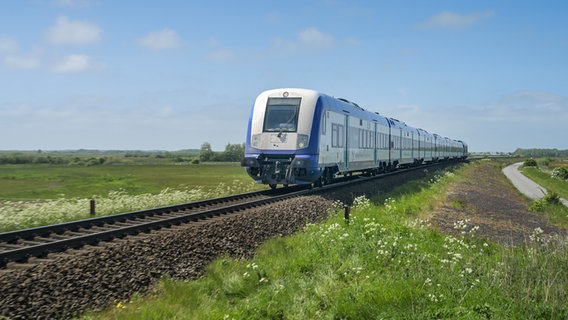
xmin=86 ymin=162 xmax=568 ymax=319
xmin=521 ymin=166 xmax=568 ymax=200
xmin=520 ymin=163 xmax=568 ymax=227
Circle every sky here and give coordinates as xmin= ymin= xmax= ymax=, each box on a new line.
xmin=1 ymin=0 xmax=567 ymax=152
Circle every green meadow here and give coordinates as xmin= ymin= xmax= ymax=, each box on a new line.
xmin=0 ymin=162 xmax=257 ymax=200
xmin=0 ymin=155 xmax=264 ymax=232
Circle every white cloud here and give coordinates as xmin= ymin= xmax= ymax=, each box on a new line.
xmin=421 ymin=10 xmax=495 ymax=29
xmin=298 ymin=27 xmax=335 ymax=47
xmin=205 ymin=48 xmax=236 ymax=61
xmin=497 ymin=90 xmax=566 ymax=108
xmin=137 ymin=29 xmax=182 ymax=50
xmin=0 ymin=101 xmax=249 ymax=150
xmin=0 ymin=37 xmax=18 ymax=53
xmin=203 ymin=39 xmax=235 ymax=61
xmin=3 ymin=55 xmax=40 ymax=69
xmin=51 ymin=54 xmax=91 ymax=73
xmin=273 ymin=27 xmax=335 ymax=54
xmin=376 ymin=90 xmax=568 ymax=152
xmin=47 ymin=16 xmax=101 ymax=45
xmin=52 ymin=0 xmax=92 ymax=7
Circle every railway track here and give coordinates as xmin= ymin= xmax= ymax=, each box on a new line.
xmin=0 ymin=186 xmax=310 ymax=268
xmin=0 ymin=161 xmax=462 ymax=269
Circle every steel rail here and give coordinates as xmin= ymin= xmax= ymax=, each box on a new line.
xmin=0 ymin=188 xmax=294 ymax=244
xmin=0 ymin=187 xmax=313 ymax=267
xmin=0 ymin=160 xmax=463 ymax=267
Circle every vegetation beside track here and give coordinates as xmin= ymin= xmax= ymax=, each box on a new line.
xmin=0 ymin=161 xmax=263 ymax=232
xmin=85 ymin=161 xmax=568 ymax=319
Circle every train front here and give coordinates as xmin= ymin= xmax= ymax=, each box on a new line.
xmin=241 ymin=88 xmax=321 ymax=188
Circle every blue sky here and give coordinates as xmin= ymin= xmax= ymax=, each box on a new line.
xmin=1 ymin=0 xmax=567 ymax=152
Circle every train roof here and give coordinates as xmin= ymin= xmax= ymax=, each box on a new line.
xmin=259 ymin=88 xmax=389 ymax=126
xmin=261 ymin=88 xmax=447 ymax=134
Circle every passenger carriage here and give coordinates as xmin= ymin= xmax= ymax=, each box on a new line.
xmin=241 ymin=88 xmax=467 ymax=188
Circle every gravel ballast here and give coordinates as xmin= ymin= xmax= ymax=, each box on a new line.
xmin=0 ymin=164 xmax=453 ymax=319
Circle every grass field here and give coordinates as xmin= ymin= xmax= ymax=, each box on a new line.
xmin=0 ymin=161 xmax=265 ymax=232
xmin=0 ymin=162 xmax=258 ymax=200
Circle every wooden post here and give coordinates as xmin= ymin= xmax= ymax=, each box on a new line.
xmin=90 ymin=199 xmax=96 ymax=216
xmin=344 ymin=205 xmax=350 ymax=225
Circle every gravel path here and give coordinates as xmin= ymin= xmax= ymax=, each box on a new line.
xmin=503 ymin=162 xmax=568 ymax=206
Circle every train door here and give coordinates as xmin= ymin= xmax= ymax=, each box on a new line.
xmin=411 ymin=131 xmax=415 ymax=162
xmin=398 ymin=128 xmax=403 ymax=163
xmin=344 ymin=114 xmax=349 ymax=169
xmin=373 ymin=122 xmax=378 ymax=166
xmin=433 ymin=135 xmax=439 ymax=161
xmin=388 ymin=123 xmax=392 ymax=166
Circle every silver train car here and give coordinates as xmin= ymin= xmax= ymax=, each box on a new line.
xmin=241 ymin=88 xmax=467 ymax=188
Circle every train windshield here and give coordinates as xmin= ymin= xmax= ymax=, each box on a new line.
xmin=263 ymin=97 xmax=301 ymax=133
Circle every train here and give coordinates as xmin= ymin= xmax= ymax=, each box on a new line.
xmin=241 ymin=88 xmax=467 ymax=189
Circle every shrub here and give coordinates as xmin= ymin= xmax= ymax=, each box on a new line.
xmin=541 ymin=157 xmax=552 ymax=167
xmin=551 ymin=167 xmax=568 ymax=181
xmin=523 ymin=159 xmax=537 ymax=167
xmin=530 ymin=192 xmax=561 ymax=212
xmin=543 ymin=192 xmax=561 ymax=205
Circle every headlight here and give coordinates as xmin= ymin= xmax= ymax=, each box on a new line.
xmin=252 ymin=134 xmax=261 ymax=148
xmin=297 ymin=134 xmax=309 ymax=149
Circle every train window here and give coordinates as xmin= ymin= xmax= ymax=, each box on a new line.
xmin=263 ymin=97 xmax=301 ymax=133
xmin=332 ymin=123 xmax=344 ymax=148
xmin=359 ymin=129 xmax=364 ymax=148
xmin=322 ymin=112 xmax=327 ymax=135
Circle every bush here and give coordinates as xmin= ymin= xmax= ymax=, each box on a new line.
xmin=530 ymin=192 xmax=561 ymax=212
xmin=523 ymin=159 xmax=537 ymax=167
xmin=541 ymin=158 xmax=552 ymax=167
xmin=551 ymin=167 xmax=568 ymax=181
xmin=543 ymin=192 xmax=561 ymax=205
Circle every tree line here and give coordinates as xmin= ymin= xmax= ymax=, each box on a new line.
xmin=0 ymin=143 xmax=246 ymax=165
xmin=199 ymin=142 xmax=245 ymax=162
xmin=513 ymin=148 xmax=568 ymax=158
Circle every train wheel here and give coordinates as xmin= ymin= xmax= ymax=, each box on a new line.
xmin=269 ymin=184 xmax=277 ymax=190
xmin=313 ymin=178 xmax=323 ymax=188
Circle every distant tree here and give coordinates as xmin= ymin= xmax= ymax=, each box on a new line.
xmin=221 ymin=143 xmax=245 ymax=162
xmin=199 ymin=142 xmax=215 ymax=162
xmin=513 ymin=148 xmax=568 ymax=157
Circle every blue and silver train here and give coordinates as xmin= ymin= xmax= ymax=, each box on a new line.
xmin=241 ymin=88 xmax=467 ymax=189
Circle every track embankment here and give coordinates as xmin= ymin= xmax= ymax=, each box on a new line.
xmin=0 ymin=161 xmax=458 ymax=320
xmin=429 ymin=161 xmax=567 ymax=245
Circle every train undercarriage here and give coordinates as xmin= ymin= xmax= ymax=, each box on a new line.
xmin=242 ymin=154 xmax=453 ymax=189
